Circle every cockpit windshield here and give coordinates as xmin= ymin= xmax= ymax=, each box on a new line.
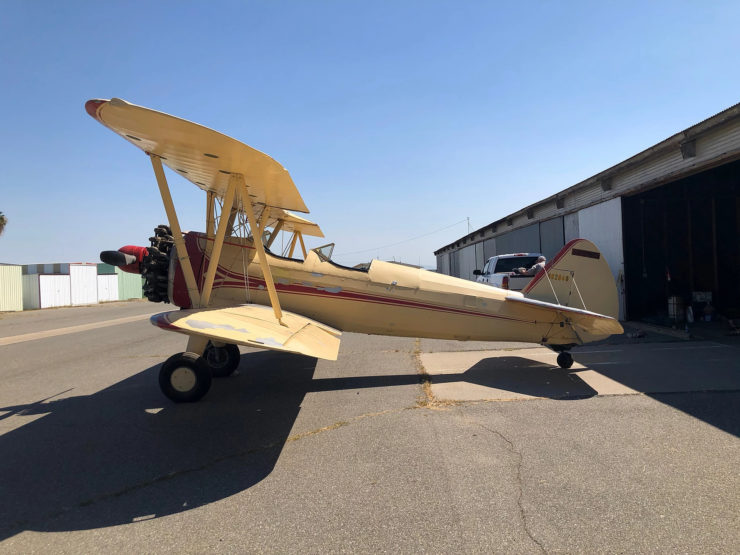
xmin=312 ymin=243 xmax=335 ymax=262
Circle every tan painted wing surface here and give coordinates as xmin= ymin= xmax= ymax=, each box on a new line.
xmin=506 ymin=296 xmax=623 ymax=343
xmin=265 ymin=208 xmax=324 ymax=237
xmin=152 ymin=304 xmax=341 ymax=360
xmin=85 ymin=98 xmax=308 ymax=213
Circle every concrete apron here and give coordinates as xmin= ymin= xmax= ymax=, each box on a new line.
xmin=419 ymin=345 xmax=738 ymax=402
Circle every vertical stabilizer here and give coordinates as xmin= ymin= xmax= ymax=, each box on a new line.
xmin=522 ymin=239 xmax=619 ymax=319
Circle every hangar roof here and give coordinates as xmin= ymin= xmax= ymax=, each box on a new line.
xmin=435 ymin=101 xmax=740 ymax=255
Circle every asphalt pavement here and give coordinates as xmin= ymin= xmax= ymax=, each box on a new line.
xmin=0 ymin=301 xmax=738 ymax=553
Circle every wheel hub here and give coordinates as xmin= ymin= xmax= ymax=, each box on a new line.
xmin=170 ymin=367 xmax=197 ymax=392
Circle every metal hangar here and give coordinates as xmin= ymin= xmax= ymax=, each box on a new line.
xmin=434 ymin=102 xmax=740 ymax=322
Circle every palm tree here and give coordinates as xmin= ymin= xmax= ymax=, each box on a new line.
xmin=0 ymin=212 xmax=6 ymax=236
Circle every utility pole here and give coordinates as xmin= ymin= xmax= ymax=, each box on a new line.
xmin=467 ymin=217 xmax=470 ymax=233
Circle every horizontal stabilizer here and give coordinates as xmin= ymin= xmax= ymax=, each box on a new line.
xmin=151 ymin=304 xmax=342 ymax=361
xmin=506 ymin=295 xmax=623 ymax=340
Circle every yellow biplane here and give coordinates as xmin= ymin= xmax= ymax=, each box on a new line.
xmin=88 ymin=98 xmax=623 ymax=403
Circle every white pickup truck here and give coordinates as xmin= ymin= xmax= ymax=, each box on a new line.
xmin=473 ymin=252 xmax=544 ymax=291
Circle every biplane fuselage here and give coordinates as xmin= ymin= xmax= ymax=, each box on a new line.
xmin=168 ymin=231 xmax=614 ymax=347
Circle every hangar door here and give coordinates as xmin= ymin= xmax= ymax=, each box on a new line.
xmin=622 ymin=159 xmax=740 ymax=320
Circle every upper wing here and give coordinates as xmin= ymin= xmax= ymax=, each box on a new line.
xmin=264 ymin=208 xmax=324 ymax=238
xmin=85 ymin=98 xmax=308 ymax=213
xmin=151 ymin=304 xmax=341 ymax=360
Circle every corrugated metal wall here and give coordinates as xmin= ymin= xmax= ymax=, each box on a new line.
xmin=578 ymin=198 xmax=625 ymax=319
xmin=563 ymin=212 xmax=580 ymax=242
xmin=70 ymin=264 xmax=98 ymax=306
xmin=539 ymin=217 xmax=565 ymax=259
xmin=458 ymin=245 xmax=477 ymax=281
xmin=0 ymin=265 xmax=23 ymax=311
xmin=475 ymin=242 xmax=485 ymax=273
xmin=436 ymin=253 xmax=450 ymax=274
xmin=23 ymin=275 xmax=40 ymax=309
xmin=483 ymin=238 xmax=496 ymax=260
xmin=116 ymin=267 xmax=144 ymax=299
xmin=97 ymin=275 xmax=119 ymax=302
xmin=40 ymin=275 xmax=72 ymax=308
xmin=494 ymin=224 xmax=540 ymax=255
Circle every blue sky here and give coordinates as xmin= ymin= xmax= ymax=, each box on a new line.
xmin=1 ymin=1 xmax=739 ymax=268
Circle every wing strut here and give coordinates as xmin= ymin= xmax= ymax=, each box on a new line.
xmin=199 ymin=179 xmax=237 ymax=307
xmin=205 ymin=190 xmax=216 ymax=239
xmin=265 ymin=219 xmax=284 ymax=248
xmin=150 ymin=154 xmax=201 ymax=308
xmin=297 ymin=231 xmax=308 ymax=258
xmin=233 ymin=174 xmax=285 ymax=324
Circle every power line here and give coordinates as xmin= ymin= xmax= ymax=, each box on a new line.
xmin=336 ymin=218 xmax=469 ymax=257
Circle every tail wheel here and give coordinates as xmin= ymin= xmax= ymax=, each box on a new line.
xmin=203 ymin=342 xmax=241 ymax=377
xmin=557 ymin=352 xmax=574 ymax=369
xmin=159 ymin=352 xmax=212 ymax=403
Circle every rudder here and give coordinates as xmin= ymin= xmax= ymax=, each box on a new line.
xmin=522 ymin=239 xmax=619 ymax=319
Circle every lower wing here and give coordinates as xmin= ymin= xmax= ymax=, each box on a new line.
xmin=151 ymin=304 xmax=342 ymax=360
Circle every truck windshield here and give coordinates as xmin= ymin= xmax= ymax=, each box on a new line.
xmin=494 ymin=256 xmax=540 ymax=273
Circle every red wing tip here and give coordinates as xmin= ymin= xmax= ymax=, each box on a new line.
xmin=85 ymin=99 xmax=108 ymax=119
xmin=150 ymin=312 xmax=178 ymax=331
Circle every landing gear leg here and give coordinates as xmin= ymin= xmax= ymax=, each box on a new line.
xmin=556 ymin=351 xmax=574 ymax=369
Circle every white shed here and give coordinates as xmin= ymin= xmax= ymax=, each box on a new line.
xmin=97 ymin=274 xmax=119 ymax=302
xmin=70 ymin=263 xmax=98 ymax=305
xmin=23 ymin=274 xmax=72 ymax=309
xmin=0 ymin=264 xmax=23 ymax=312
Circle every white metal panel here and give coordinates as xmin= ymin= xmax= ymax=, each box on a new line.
xmin=70 ymin=264 xmax=98 ymax=305
xmin=474 ymin=242 xmax=485 ymax=273
xmin=563 ymin=212 xmax=580 ymax=242
xmin=0 ymin=265 xmax=23 ymax=312
xmin=436 ymin=253 xmax=450 ymax=275
xmin=578 ymin=198 xmax=625 ymax=320
xmin=97 ymin=275 xmax=119 ymax=302
xmin=459 ymin=245 xmax=477 ymax=281
xmin=40 ymin=275 xmax=71 ymax=308
xmin=22 ymin=274 xmax=40 ymax=309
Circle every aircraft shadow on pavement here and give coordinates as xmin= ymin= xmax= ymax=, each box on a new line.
xmin=309 ymin=356 xmax=598 ymax=400
xmin=0 ymin=351 xmax=318 ymax=541
xmin=576 ymin=358 xmax=740 ymax=438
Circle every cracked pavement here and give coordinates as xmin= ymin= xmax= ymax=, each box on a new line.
xmin=1 ymin=301 xmax=738 ymax=553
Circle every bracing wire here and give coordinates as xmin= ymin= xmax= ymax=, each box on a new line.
xmin=335 ymin=218 xmax=469 ymax=257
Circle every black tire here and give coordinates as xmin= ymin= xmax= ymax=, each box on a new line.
xmin=159 ymin=352 xmax=212 ymax=403
xmin=557 ymin=352 xmax=574 ymax=369
xmin=203 ymin=342 xmax=241 ymax=377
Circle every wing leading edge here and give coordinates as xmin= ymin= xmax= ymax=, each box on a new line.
xmin=152 ymin=304 xmax=341 ymax=360
xmin=85 ymin=98 xmax=309 ymax=213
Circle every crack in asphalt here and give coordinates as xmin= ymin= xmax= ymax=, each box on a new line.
xmin=464 ymin=412 xmax=547 ymax=554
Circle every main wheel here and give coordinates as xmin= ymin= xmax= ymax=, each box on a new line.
xmin=557 ymin=352 xmax=574 ymax=369
xmin=159 ymin=352 xmax=212 ymax=403
xmin=203 ymin=342 xmax=241 ymax=377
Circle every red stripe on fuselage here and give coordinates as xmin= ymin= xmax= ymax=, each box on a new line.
xmin=172 ymin=232 xmax=536 ymax=324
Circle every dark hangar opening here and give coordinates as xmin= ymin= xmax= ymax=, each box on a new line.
xmin=622 ymin=159 xmax=740 ymax=321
